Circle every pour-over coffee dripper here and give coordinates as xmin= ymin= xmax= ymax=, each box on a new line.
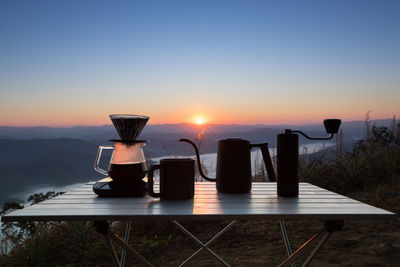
xmin=110 ymin=114 xmax=149 ymax=141
xmin=93 ymin=114 xmax=150 ymax=197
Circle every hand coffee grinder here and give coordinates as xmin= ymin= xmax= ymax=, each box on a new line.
xmin=277 ymin=119 xmax=341 ymax=197
xmin=93 ymin=114 xmax=150 ymax=197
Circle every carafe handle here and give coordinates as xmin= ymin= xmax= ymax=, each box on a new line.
xmin=148 ymin=164 xmax=161 ymax=197
xmin=94 ymin=146 xmax=114 ymax=176
xmin=250 ymin=143 xmax=276 ymax=182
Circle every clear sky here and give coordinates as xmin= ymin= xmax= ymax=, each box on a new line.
xmin=1 ymin=0 xmax=399 ymax=126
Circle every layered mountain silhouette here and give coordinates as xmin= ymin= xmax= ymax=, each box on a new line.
xmin=0 ymin=119 xmax=392 ymax=206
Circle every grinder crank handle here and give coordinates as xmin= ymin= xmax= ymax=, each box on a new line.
xmin=250 ymin=143 xmax=276 ymax=182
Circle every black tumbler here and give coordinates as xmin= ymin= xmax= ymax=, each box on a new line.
xmin=277 ymin=132 xmax=299 ymax=197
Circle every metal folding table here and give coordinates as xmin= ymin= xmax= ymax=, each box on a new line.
xmin=2 ymin=182 xmax=395 ymax=266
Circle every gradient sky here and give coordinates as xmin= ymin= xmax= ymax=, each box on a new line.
xmin=1 ymin=0 xmax=399 ymax=126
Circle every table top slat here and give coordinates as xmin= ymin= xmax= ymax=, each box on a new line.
xmin=2 ymin=182 xmax=395 ymax=222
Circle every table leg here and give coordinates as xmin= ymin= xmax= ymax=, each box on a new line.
xmin=104 ymin=233 xmax=121 ymax=267
xmin=278 ymin=231 xmax=322 ymax=267
xmin=172 ymin=220 xmax=237 ymax=266
xmin=301 ymin=231 xmax=331 ymax=267
xmin=108 ymin=230 xmax=153 ymax=266
xmin=278 ymin=220 xmax=344 ymax=267
xmin=120 ymin=221 xmax=132 ymax=267
xmin=279 ymin=220 xmax=296 ymax=267
xmin=93 ymin=221 xmax=153 ymax=267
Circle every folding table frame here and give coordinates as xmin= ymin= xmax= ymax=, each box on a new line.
xmin=93 ymin=219 xmax=343 ymax=267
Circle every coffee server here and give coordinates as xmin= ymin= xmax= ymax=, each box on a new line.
xmin=93 ymin=114 xmax=150 ymax=197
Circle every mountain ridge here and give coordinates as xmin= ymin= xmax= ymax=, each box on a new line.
xmin=0 ymin=118 xmax=395 ymax=206
xmin=0 ymin=118 xmax=393 ymax=140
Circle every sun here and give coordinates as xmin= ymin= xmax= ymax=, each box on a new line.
xmin=191 ymin=115 xmax=208 ymax=125
xmin=196 ymin=117 xmax=204 ymax=125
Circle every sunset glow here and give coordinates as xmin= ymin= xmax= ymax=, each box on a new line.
xmin=196 ymin=117 xmax=205 ymax=125
xmin=0 ymin=1 xmax=399 ymax=127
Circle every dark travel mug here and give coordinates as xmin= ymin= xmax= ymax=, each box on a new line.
xmin=148 ymin=158 xmax=195 ymax=200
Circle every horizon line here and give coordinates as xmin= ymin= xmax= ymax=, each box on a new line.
xmin=0 ymin=117 xmax=395 ymax=129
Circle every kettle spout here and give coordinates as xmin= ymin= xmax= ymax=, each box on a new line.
xmin=179 ymin=138 xmax=216 ymax=182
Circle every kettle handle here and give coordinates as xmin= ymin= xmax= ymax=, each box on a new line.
xmin=250 ymin=143 xmax=276 ymax=182
xmin=179 ymin=138 xmax=216 ymax=182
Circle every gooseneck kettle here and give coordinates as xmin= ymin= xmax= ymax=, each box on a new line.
xmin=179 ymin=138 xmax=276 ymax=193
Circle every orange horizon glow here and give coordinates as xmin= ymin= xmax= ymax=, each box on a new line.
xmin=195 ymin=117 xmax=205 ymax=125
xmin=0 ymin=111 xmax=398 ymax=128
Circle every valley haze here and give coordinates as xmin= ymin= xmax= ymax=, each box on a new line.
xmin=0 ymin=119 xmax=394 ymax=206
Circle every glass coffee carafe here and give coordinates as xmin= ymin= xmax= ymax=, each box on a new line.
xmin=92 ymin=114 xmax=150 ymax=197
xmin=94 ymin=140 xmax=147 ymax=187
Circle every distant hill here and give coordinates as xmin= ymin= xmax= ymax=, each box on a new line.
xmin=0 ymin=125 xmax=117 ymax=140
xmin=0 ymin=119 xmax=393 ymax=140
xmin=0 ymin=138 xmax=106 ymax=205
xmin=0 ymin=118 xmax=394 ymax=206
